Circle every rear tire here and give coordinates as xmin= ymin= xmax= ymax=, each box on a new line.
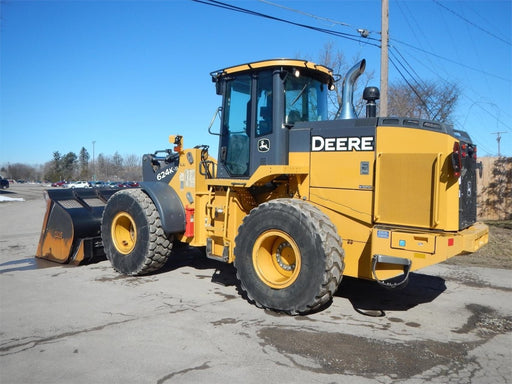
xmin=234 ymin=198 xmax=344 ymax=315
xmin=101 ymin=189 xmax=172 ymax=275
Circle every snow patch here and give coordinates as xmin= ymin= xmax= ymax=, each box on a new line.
xmin=0 ymin=195 xmax=25 ymax=202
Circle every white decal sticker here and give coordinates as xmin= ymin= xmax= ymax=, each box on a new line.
xmin=311 ymin=136 xmax=375 ymax=151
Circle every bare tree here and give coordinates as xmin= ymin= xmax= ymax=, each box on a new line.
xmin=388 ymin=80 xmax=460 ymax=122
xmin=123 ymin=154 xmax=142 ymax=180
xmin=96 ymin=153 xmax=109 ymax=180
xmin=317 ymin=43 xmax=459 ymax=122
xmin=111 ymin=152 xmax=123 ymax=180
xmin=5 ymin=163 xmax=37 ymax=181
xmin=318 ymin=42 xmax=375 ymax=118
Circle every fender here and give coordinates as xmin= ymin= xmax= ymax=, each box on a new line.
xmin=139 ymin=182 xmax=185 ymax=234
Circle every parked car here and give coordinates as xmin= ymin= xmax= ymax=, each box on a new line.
xmin=51 ymin=181 xmax=67 ymax=187
xmin=0 ymin=176 xmax=9 ymax=189
xmin=66 ymin=180 xmax=90 ymax=189
xmin=88 ymin=181 xmax=108 ymax=188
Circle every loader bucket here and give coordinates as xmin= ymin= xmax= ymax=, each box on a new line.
xmin=36 ymin=188 xmax=119 ymax=265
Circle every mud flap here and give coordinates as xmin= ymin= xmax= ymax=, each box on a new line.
xmin=36 ymin=188 xmax=119 ymax=264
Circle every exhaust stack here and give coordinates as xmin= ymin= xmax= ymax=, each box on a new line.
xmin=338 ymin=59 xmax=366 ymax=119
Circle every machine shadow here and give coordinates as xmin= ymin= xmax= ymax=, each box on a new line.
xmin=335 ymin=273 xmax=447 ymax=316
xmin=158 ymin=245 xmax=447 ymax=316
xmin=159 ymin=243 xmax=238 ymax=286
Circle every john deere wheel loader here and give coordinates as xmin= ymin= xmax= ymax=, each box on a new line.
xmin=37 ymin=58 xmax=488 ymax=315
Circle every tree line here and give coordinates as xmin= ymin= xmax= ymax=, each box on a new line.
xmin=1 ymin=148 xmax=142 ymax=183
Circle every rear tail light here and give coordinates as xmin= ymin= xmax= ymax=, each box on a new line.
xmin=452 ymin=142 xmax=462 ymax=178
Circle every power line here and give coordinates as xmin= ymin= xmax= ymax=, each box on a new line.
xmin=389 ymin=38 xmax=510 ymax=82
xmin=432 ymin=0 xmax=512 ymax=47
xmin=391 ymin=46 xmax=428 ymax=90
xmin=192 ymin=0 xmax=510 ymax=83
xmin=190 ymin=0 xmax=381 ymax=49
xmin=388 ymin=53 xmax=434 ymax=119
xmin=256 ymin=0 xmax=375 ymax=33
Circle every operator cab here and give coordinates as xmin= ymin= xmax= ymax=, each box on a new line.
xmin=211 ymin=59 xmax=335 ymax=179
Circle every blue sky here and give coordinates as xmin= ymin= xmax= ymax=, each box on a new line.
xmin=1 ymin=0 xmax=511 ymax=166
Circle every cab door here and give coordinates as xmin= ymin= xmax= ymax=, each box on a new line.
xmin=217 ymin=74 xmax=252 ymax=178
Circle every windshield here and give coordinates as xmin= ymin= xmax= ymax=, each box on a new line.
xmin=284 ymin=76 xmax=328 ymax=124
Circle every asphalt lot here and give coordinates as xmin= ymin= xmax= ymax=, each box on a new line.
xmin=1 ymin=184 xmax=511 ymax=384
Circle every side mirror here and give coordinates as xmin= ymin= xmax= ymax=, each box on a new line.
xmin=215 ymin=80 xmax=225 ymax=96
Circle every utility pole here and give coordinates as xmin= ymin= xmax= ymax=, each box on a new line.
xmin=491 ymin=132 xmax=506 ymax=157
xmin=380 ymin=0 xmax=389 ymax=117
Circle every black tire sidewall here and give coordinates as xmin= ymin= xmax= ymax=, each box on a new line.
xmin=102 ymin=191 xmax=151 ymax=275
xmin=235 ymin=201 xmax=327 ymax=313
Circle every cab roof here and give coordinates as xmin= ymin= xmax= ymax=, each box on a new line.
xmin=211 ymin=58 xmax=334 ymax=85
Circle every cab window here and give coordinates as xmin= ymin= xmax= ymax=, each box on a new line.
xmin=256 ymin=71 xmax=273 ymax=137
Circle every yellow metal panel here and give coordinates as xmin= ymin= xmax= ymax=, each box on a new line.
xmin=206 ymin=165 xmax=309 ymax=188
xmin=391 ymin=231 xmax=436 ymax=254
xmin=169 ymin=148 xmax=213 ymax=245
xmin=310 ymin=152 xmax=374 ymax=190
xmin=310 ymin=188 xmax=373 ymax=225
xmin=374 ymin=126 xmax=460 ymax=230
xmin=460 ymin=222 xmax=489 ymax=253
xmin=374 ymin=152 xmax=438 ymax=228
xmin=339 ymin=240 xmax=371 ymax=278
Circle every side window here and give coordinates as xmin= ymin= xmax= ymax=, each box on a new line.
xmin=222 ymin=75 xmax=251 ymax=177
xmin=256 ymin=71 xmax=273 ymax=137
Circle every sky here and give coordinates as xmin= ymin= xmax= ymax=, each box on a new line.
xmin=1 ymin=0 xmax=511 ymax=167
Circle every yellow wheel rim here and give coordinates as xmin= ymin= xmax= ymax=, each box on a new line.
xmin=252 ymin=230 xmax=301 ymax=289
xmin=111 ymin=212 xmax=137 ymax=254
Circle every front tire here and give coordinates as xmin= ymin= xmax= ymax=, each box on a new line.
xmin=101 ymin=189 xmax=173 ymax=275
xmin=234 ymin=199 xmax=344 ymax=315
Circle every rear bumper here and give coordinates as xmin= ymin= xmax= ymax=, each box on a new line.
xmin=369 ymin=222 xmax=489 ymax=280
xmin=458 ymin=222 xmax=489 ymax=253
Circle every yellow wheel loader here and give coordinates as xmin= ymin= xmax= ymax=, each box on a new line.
xmin=37 ymin=58 xmax=489 ymax=315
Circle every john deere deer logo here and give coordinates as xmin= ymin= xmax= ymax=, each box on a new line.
xmin=258 ymin=138 xmax=270 ymax=152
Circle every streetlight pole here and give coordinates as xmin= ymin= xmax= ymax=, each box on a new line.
xmin=92 ymin=140 xmax=96 ymax=181
xmin=491 ymin=132 xmax=507 ymax=157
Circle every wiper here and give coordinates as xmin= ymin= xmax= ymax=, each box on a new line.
xmin=290 ymin=81 xmax=310 ymax=106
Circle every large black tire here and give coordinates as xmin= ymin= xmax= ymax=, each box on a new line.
xmin=101 ymin=189 xmax=173 ymax=275
xmin=234 ymin=198 xmax=344 ymax=315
